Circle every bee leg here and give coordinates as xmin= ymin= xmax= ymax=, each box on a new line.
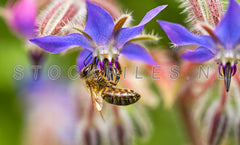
xmin=111 ymin=61 xmax=122 ymax=85
xmin=103 ymin=58 xmax=113 ymax=81
xmin=93 ymin=57 xmax=98 ymax=69
xmin=109 ymin=67 xmax=115 ymax=82
xmin=83 ymin=53 xmax=93 ymax=66
xmin=88 ymin=57 xmax=98 ymax=73
xmin=111 ymin=67 xmax=121 ymax=85
xmin=116 ymin=61 xmax=122 ymax=75
xmin=109 ymin=81 xmax=117 ymax=86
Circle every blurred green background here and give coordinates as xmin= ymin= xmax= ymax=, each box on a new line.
xmin=0 ymin=0 xmax=189 ymax=145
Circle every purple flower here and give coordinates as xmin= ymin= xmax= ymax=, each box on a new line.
xmin=20 ymin=80 xmax=77 ymax=145
xmin=158 ymin=0 xmax=240 ymax=92
xmin=30 ymin=1 xmax=167 ymax=71
xmin=5 ymin=0 xmax=37 ymax=38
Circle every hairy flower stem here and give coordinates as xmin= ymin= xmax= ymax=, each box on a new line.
xmin=217 ymin=86 xmax=227 ymax=112
xmin=177 ymin=77 xmax=204 ymax=145
xmin=197 ymin=69 xmax=218 ymax=97
xmin=113 ymin=106 xmax=122 ymax=124
xmin=178 ymin=97 xmax=203 ymax=145
xmin=188 ymin=0 xmax=205 ymax=22
xmin=84 ymin=102 xmax=101 ymax=145
xmin=113 ymin=106 xmax=126 ymax=145
xmin=216 ymin=0 xmax=223 ymax=18
xmin=234 ymin=73 xmax=240 ymax=87
xmin=177 ymin=70 xmax=224 ymax=145
xmin=205 ymin=0 xmax=223 ymax=25
xmin=208 ymin=87 xmax=227 ymax=145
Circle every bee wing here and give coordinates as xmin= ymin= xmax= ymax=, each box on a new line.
xmin=93 ymin=91 xmax=104 ymax=112
xmin=89 ymin=86 xmax=105 ymax=120
xmin=89 ymin=85 xmax=103 ymax=112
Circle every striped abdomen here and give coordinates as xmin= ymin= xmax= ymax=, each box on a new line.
xmin=102 ymin=87 xmax=141 ymax=105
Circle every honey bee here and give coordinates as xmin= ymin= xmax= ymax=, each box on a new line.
xmin=80 ymin=58 xmax=141 ymax=112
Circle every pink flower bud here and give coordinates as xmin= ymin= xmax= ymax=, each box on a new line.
xmin=5 ymin=0 xmax=37 ymax=38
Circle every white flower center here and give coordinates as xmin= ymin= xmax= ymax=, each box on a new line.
xmin=93 ymin=44 xmax=120 ymax=63
xmin=215 ymin=43 xmax=239 ymax=66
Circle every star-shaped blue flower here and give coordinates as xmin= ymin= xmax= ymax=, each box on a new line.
xmin=158 ymin=0 xmax=240 ymax=92
xmin=30 ymin=1 xmax=167 ymax=71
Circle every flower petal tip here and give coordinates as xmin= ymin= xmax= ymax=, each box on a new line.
xmin=115 ymin=5 xmax=166 ymax=48
xmin=159 ymin=5 xmax=168 ymax=9
xmin=154 ymin=5 xmax=168 ymax=12
xmin=157 ymin=20 xmax=215 ymax=50
xmin=29 ymin=38 xmax=40 ymax=45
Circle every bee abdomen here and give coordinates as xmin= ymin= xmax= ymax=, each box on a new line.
xmin=102 ymin=87 xmax=141 ymax=105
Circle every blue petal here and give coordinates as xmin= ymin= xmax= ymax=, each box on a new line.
xmin=158 ymin=20 xmax=216 ymax=53
xmin=181 ymin=47 xmax=215 ymax=62
xmin=30 ymin=33 xmax=94 ymax=53
xmin=77 ymin=49 xmax=93 ymax=71
xmin=84 ymin=1 xmax=114 ymax=46
xmin=115 ymin=5 xmax=167 ymax=48
xmin=214 ymin=0 xmax=240 ymax=49
xmin=121 ymin=43 xmax=157 ymax=65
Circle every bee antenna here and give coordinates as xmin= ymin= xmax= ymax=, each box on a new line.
xmin=83 ymin=53 xmax=93 ymax=66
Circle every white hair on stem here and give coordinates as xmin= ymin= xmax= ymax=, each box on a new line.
xmin=37 ymin=0 xmax=86 ymax=36
xmin=177 ymin=0 xmax=224 ymax=32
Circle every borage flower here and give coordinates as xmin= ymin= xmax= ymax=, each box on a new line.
xmin=158 ymin=0 xmax=240 ymax=92
xmin=3 ymin=0 xmax=37 ymax=38
xmin=30 ymin=1 xmax=167 ymax=76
